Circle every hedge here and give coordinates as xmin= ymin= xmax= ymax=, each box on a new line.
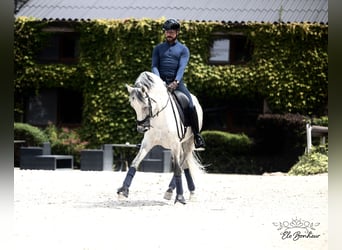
xmin=200 ymin=114 xmax=328 ymax=174
xmin=199 ymin=130 xmax=259 ymax=174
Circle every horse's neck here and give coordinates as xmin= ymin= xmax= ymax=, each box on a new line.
xmin=151 ymin=89 xmax=180 ymax=127
xmin=151 ymin=87 xmax=168 ymax=108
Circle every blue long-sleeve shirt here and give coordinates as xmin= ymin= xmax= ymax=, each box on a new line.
xmin=151 ymin=40 xmax=189 ymax=83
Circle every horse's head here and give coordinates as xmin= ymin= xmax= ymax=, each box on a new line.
xmin=126 ymin=84 xmax=152 ymax=133
xmin=126 ymin=71 xmax=169 ymax=133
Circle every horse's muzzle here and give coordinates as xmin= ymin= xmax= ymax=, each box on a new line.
xmin=136 ymin=116 xmax=151 ymax=133
xmin=136 ymin=119 xmax=150 ymax=133
xmin=137 ymin=125 xmax=149 ymax=133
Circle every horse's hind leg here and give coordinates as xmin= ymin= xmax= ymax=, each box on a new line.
xmin=184 ymin=168 xmax=195 ymax=192
xmin=173 ymin=160 xmax=186 ymax=204
xmin=174 ymin=174 xmax=186 ymax=204
xmin=163 ymin=176 xmax=175 ymax=200
xmin=163 ymin=168 xmax=195 ymax=200
xmin=184 ymin=168 xmax=196 ymax=200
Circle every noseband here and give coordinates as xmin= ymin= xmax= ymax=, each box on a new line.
xmin=136 ymin=92 xmax=170 ymax=131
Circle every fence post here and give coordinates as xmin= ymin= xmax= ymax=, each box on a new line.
xmin=306 ymin=123 xmax=312 ymax=153
xmin=103 ymin=144 xmax=113 ymax=171
xmin=42 ymin=142 xmax=51 ymax=155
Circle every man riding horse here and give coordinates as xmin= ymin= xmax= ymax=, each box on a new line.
xmin=151 ymin=19 xmax=205 ymax=149
xmin=117 ymin=19 xmax=205 ymax=204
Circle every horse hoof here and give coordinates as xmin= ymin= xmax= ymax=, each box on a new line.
xmin=117 ymin=186 xmax=129 ymax=198
xmin=174 ymin=194 xmax=186 ymax=205
xmin=163 ymin=188 xmax=173 ymax=200
xmin=189 ymin=191 xmax=196 ymax=201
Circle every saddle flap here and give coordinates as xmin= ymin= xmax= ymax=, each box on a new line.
xmin=172 ymin=90 xmax=190 ymax=126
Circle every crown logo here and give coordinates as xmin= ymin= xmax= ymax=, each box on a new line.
xmin=273 ymin=218 xmax=320 ymax=233
xmin=273 ymin=218 xmax=321 ymax=241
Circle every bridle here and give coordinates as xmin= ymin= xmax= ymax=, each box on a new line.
xmin=136 ymin=91 xmax=170 ymax=132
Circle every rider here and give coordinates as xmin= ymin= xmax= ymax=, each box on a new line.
xmin=151 ymin=19 xmax=205 ymax=148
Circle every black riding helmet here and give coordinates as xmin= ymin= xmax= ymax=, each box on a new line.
xmin=162 ymin=19 xmax=180 ymax=31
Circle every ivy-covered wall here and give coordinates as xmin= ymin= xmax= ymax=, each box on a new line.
xmin=14 ymin=17 xmax=328 ymax=147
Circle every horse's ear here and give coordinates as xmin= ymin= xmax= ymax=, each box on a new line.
xmin=126 ymin=84 xmax=133 ymax=93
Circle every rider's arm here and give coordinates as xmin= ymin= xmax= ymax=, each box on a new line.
xmin=175 ymin=45 xmax=190 ymax=82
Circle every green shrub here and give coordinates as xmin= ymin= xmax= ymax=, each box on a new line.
xmin=199 ymin=130 xmax=259 ymax=174
xmin=14 ymin=122 xmax=49 ymax=167
xmin=14 ymin=122 xmax=48 ymax=145
xmin=44 ymin=123 xmax=89 ymax=167
xmin=311 ymin=116 xmax=328 ymax=127
xmin=202 ymin=130 xmax=252 ymax=154
xmin=288 ymin=146 xmax=328 ymax=175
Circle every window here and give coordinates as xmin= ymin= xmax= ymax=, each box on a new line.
xmin=25 ymin=88 xmax=83 ymax=126
xmin=209 ymin=39 xmax=230 ymax=63
xmin=57 ymin=88 xmax=83 ymax=125
xmin=37 ymin=26 xmax=79 ymax=64
xmin=26 ymin=89 xmax=58 ymax=125
xmin=209 ymin=32 xmax=253 ymax=65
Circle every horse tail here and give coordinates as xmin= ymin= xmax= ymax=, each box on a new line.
xmin=184 ymin=96 xmax=205 ymax=176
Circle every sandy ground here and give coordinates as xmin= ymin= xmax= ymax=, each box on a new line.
xmin=14 ymin=168 xmax=328 ymax=250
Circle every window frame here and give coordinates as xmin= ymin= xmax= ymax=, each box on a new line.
xmin=209 ymin=32 xmax=253 ymax=65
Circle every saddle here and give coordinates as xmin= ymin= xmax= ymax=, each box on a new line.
xmin=171 ymin=90 xmax=190 ymax=127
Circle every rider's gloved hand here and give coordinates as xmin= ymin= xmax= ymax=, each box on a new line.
xmin=167 ymin=80 xmax=179 ymax=92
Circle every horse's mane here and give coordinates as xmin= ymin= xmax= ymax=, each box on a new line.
xmin=130 ymin=71 xmax=165 ymax=103
xmin=130 ymin=88 xmax=146 ymax=103
xmin=134 ymin=71 xmax=162 ymax=90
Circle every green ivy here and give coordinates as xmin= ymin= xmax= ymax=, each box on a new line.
xmin=288 ymin=146 xmax=328 ymax=175
xmin=14 ymin=18 xmax=328 ymax=147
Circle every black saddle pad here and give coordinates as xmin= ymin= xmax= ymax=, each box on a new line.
xmin=172 ymin=90 xmax=190 ymax=126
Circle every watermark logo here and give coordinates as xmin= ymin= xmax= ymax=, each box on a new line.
xmin=273 ymin=218 xmax=320 ymax=241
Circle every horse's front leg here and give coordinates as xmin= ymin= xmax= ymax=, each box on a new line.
xmin=173 ymin=156 xmax=186 ymax=205
xmin=117 ymin=146 xmax=149 ymax=198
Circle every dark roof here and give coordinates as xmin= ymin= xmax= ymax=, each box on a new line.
xmin=15 ymin=0 xmax=328 ymax=24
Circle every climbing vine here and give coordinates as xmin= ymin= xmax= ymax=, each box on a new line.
xmin=14 ymin=17 xmax=328 ymax=146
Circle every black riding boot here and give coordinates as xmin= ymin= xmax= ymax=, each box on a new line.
xmin=189 ymin=106 xmax=205 ymax=148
